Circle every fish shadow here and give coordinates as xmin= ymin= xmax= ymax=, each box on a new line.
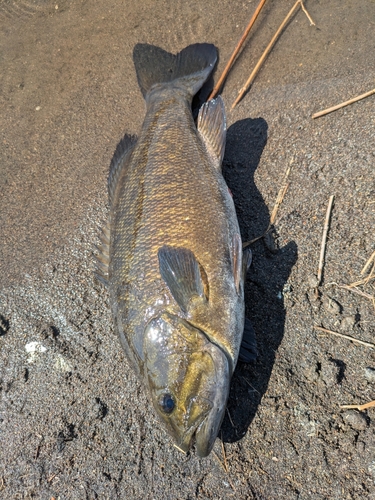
xmin=221 ymin=118 xmax=298 ymax=444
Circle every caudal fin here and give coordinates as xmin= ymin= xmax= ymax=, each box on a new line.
xmin=133 ymin=43 xmax=217 ymax=99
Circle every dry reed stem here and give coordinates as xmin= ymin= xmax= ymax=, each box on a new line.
xmin=221 ymin=436 xmax=229 ymax=473
xmin=270 ymin=182 xmax=290 ymax=225
xmin=337 ymin=284 xmax=374 ymax=301
xmin=226 ymin=408 xmax=235 ymax=428
xmin=243 ymin=165 xmax=292 ymax=248
xmin=212 ymin=450 xmax=227 ymax=472
xmin=361 ymin=249 xmax=375 ymax=276
xmin=316 ymin=195 xmax=334 ymax=287
xmin=348 ymin=265 xmax=375 ymax=287
xmin=208 ymin=0 xmax=268 ymax=100
xmin=300 ymin=1 xmax=315 ymax=25
xmin=314 ymin=325 xmax=375 ymax=349
xmin=340 ymin=400 xmax=375 ymax=411
xmin=232 ymin=0 xmax=314 ymax=108
xmin=312 ymin=88 xmax=375 ymax=119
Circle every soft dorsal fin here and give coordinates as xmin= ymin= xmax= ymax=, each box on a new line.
xmin=197 ymin=96 xmax=226 ymax=168
xmin=158 ymin=246 xmax=207 ymax=314
xmin=108 ymin=134 xmax=137 ymax=205
xmin=93 ymin=219 xmax=111 ymax=287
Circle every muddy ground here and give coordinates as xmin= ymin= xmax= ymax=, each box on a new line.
xmin=1 ymin=0 xmax=375 ymax=498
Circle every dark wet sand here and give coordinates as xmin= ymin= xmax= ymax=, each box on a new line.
xmin=1 ymin=1 xmax=375 ymax=498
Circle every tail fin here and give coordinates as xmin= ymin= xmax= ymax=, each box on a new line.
xmin=133 ymin=43 xmax=217 ymax=99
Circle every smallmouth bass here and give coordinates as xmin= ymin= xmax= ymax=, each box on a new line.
xmin=95 ymin=43 xmax=256 ymax=457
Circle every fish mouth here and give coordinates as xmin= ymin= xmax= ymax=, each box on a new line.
xmin=176 ymin=412 xmax=224 ymax=458
xmin=175 ymin=397 xmax=226 ymax=458
xmin=174 ymin=395 xmax=213 ymax=454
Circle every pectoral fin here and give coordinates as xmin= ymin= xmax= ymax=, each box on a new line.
xmin=232 ymin=233 xmax=243 ymax=294
xmin=197 ymin=96 xmax=226 ymax=168
xmin=239 ymin=318 xmax=258 ymax=363
xmin=158 ymin=246 xmax=207 ymax=314
xmin=243 ymin=246 xmax=252 ymax=277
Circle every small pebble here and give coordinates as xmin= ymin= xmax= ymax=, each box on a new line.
xmin=364 ymin=367 xmax=375 ymax=383
xmin=320 ymin=362 xmax=337 ymax=386
xmin=340 ymin=315 xmax=356 ymax=332
xmin=307 ymin=275 xmax=318 ymax=288
xmin=343 ymin=411 xmax=368 ymax=431
xmin=35 ymin=106 xmax=41 ymax=111
xmin=324 ymin=297 xmax=342 ymax=316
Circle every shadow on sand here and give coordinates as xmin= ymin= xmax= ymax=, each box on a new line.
xmin=220 ymin=118 xmax=298 ymax=444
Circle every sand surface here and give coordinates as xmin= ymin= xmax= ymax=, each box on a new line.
xmin=1 ymin=0 xmax=375 ymax=498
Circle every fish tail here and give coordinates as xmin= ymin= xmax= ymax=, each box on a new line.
xmin=133 ymin=43 xmax=217 ymax=99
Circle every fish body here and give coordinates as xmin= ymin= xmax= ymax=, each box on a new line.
xmin=96 ymin=43 xmax=256 ymax=457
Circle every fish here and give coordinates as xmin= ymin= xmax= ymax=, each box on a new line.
xmin=95 ymin=43 xmax=257 ymax=457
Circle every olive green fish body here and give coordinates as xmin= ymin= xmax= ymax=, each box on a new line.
xmin=96 ymin=43 xmax=256 ymax=457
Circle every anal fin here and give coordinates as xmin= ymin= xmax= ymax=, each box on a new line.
xmin=197 ymin=95 xmax=226 ymax=168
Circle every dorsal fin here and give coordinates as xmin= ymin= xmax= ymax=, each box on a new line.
xmin=108 ymin=134 xmax=137 ymax=205
xmin=158 ymin=246 xmax=207 ymax=314
xmin=93 ymin=219 xmax=111 ymax=287
xmin=197 ymin=96 xmax=226 ymax=169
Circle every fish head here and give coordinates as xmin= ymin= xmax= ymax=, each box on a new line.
xmin=143 ymin=312 xmax=230 ymax=457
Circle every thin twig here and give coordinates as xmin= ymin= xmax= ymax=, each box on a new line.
xmin=270 ymin=182 xmax=290 ymax=225
xmin=221 ymin=434 xmax=229 ymax=473
xmin=300 ymin=0 xmax=315 ymax=25
xmin=349 ymin=274 xmax=375 ymax=288
xmin=314 ymin=325 xmax=375 ymax=348
xmin=243 ymin=165 xmax=292 ymax=248
xmin=337 ymin=283 xmax=375 ymax=312
xmin=208 ymin=0 xmax=268 ymax=100
xmin=212 ymin=450 xmax=227 ymax=472
xmin=316 ymin=195 xmax=335 ymax=287
xmin=240 ymin=376 xmax=260 ymax=394
xmin=337 ymin=284 xmax=374 ymax=301
xmin=232 ymin=0 xmax=312 ymax=108
xmin=312 ymin=87 xmax=375 ymax=119
xmin=226 ymin=408 xmax=235 ymax=428
xmin=47 ymin=472 xmax=59 ymax=483
xmin=340 ymin=400 xmax=375 ymax=411
xmin=361 ymin=249 xmax=375 ymax=276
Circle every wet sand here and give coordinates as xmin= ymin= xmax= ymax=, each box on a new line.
xmin=1 ymin=1 xmax=375 ymax=498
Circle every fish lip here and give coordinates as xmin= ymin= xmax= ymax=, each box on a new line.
xmin=176 ymin=396 xmax=213 ymax=453
xmin=177 ymin=407 xmax=225 ymax=458
xmin=194 ymin=409 xmax=225 ymax=458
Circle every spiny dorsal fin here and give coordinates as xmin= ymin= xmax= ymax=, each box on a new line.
xmin=197 ymin=96 xmax=226 ymax=169
xmin=93 ymin=220 xmax=111 ymax=287
xmin=133 ymin=43 xmax=217 ymax=99
xmin=108 ymin=134 xmax=137 ymax=205
xmin=158 ymin=246 xmax=207 ymax=314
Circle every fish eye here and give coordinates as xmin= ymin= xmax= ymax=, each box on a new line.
xmin=160 ymin=393 xmax=175 ymax=414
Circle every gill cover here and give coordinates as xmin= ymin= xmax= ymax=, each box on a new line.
xmin=143 ymin=312 xmax=230 ymax=457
